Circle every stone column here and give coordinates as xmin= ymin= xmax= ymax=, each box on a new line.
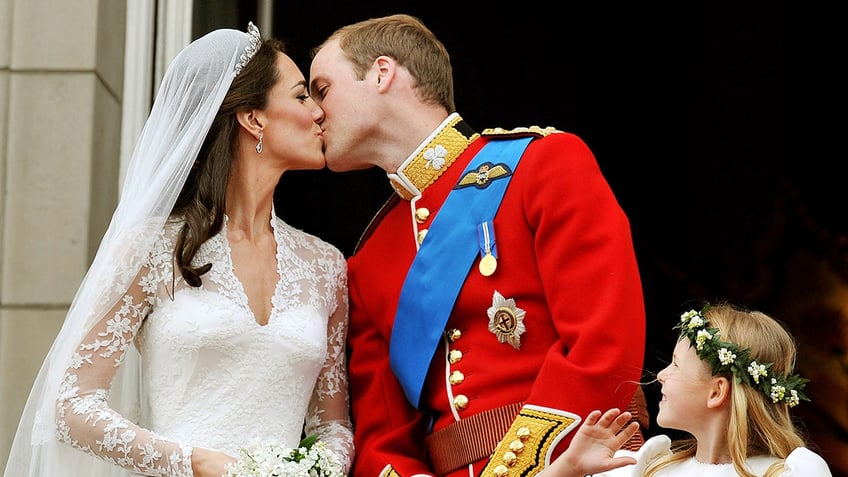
xmin=0 ymin=0 xmax=126 ymax=470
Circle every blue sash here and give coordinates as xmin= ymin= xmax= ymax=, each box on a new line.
xmin=390 ymin=137 xmax=534 ymax=408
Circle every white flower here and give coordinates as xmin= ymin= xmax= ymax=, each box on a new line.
xmin=770 ymin=384 xmax=787 ymax=403
xmin=717 ymin=347 xmax=736 ymax=365
xmin=225 ymin=436 xmax=343 ymax=477
xmin=688 ymin=315 xmax=705 ymax=329
xmin=695 ymin=329 xmax=712 ymax=350
xmin=680 ymin=309 xmax=699 ymax=322
xmin=788 ymin=389 xmax=800 ymax=407
xmin=747 ymin=361 xmax=768 ymax=384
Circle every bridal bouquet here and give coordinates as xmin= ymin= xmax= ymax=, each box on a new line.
xmin=224 ymin=434 xmax=344 ymax=477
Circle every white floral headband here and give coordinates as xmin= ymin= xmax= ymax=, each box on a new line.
xmin=676 ymin=305 xmax=809 ymax=407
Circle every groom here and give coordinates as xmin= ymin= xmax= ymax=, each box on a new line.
xmin=310 ymin=13 xmax=648 ymax=477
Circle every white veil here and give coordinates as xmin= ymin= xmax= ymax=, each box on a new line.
xmin=4 ymin=24 xmax=260 ymax=477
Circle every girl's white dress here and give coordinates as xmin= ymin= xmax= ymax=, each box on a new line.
xmin=590 ymin=435 xmax=832 ymax=476
xmin=53 ymin=215 xmax=353 ymax=476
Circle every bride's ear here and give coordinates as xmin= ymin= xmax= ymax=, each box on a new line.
xmin=236 ymin=110 xmax=263 ymax=139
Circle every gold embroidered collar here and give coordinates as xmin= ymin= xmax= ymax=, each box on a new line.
xmin=388 ymin=113 xmax=479 ymax=200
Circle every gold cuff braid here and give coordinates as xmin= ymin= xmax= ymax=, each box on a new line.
xmin=379 ymin=465 xmax=402 ymax=477
xmin=479 ymin=405 xmax=580 ymax=477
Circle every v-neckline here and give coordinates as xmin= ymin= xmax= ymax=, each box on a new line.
xmin=222 ymin=212 xmax=281 ymax=327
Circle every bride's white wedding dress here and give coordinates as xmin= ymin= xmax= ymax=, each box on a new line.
xmin=54 ymin=214 xmax=353 ymax=476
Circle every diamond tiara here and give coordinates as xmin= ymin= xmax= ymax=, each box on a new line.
xmin=234 ymin=22 xmax=262 ymax=77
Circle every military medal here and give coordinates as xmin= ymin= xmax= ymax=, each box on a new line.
xmin=477 ymin=221 xmax=498 ymax=277
xmin=479 ymin=252 xmax=497 ymax=276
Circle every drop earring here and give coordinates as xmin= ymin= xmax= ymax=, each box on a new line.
xmin=255 ymin=132 xmax=263 ymax=153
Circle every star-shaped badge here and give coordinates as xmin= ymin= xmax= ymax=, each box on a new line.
xmin=487 ymin=290 xmax=526 ymax=350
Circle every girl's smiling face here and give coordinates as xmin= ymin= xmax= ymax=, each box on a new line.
xmin=656 ymin=338 xmax=719 ymax=433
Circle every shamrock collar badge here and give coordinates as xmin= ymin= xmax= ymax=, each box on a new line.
xmin=487 ymin=291 xmax=526 ymax=350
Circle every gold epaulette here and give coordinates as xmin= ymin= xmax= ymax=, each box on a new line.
xmin=480 ymin=125 xmax=562 ymax=138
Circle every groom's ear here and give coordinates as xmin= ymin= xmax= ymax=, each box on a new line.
xmin=373 ymin=55 xmax=395 ymax=91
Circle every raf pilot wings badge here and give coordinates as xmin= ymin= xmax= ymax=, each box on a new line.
xmin=455 ymin=162 xmax=512 ymax=189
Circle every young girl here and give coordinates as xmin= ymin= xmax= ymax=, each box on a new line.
xmin=542 ymin=302 xmax=832 ymax=476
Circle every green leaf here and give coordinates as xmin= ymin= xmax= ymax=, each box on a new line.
xmin=299 ymin=434 xmax=319 ymax=449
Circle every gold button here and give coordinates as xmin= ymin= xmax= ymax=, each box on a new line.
xmin=417 ymin=229 xmax=428 ymax=244
xmin=508 ymin=440 xmax=524 ymax=454
xmin=502 ymin=451 xmax=517 ymax=466
xmin=493 ymin=464 xmax=509 ymax=477
xmin=415 ymin=207 xmax=430 ymax=223
xmin=448 ymin=349 xmax=463 ymax=364
xmin=516 ymin=427 xmax=531 ymax=441
xmin=449 ymin=370 xmax=465 ymax=385
xmin=453 ymin=394 xmax=468 ymax=410
xmin=447 ymin=328 xmax=461 ymax=342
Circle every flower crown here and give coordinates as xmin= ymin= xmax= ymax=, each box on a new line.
xmin=675 ymin=305 xmax=809 ymax=407
xmin=234 ymin=22 xmax=262 ymax=77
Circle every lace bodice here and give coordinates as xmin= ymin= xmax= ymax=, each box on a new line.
xmin=55 ymin=215 xmax=353 ymax=476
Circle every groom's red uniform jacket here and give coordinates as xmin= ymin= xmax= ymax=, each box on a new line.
xmin=345 ymin=116 xmax=646 ymax=477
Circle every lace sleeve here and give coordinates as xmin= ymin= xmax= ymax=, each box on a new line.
xmin=304 ymin=263 xmax=354 ymax=474
xmin=55 ymin=263 xmax=193 ymax=477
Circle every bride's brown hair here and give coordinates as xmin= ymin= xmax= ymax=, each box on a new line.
xmin=171 ymin=37 xmax=286 ymax=287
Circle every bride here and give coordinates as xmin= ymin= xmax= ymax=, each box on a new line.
xmin=4 ymin=22 xmax=353 ymax=477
